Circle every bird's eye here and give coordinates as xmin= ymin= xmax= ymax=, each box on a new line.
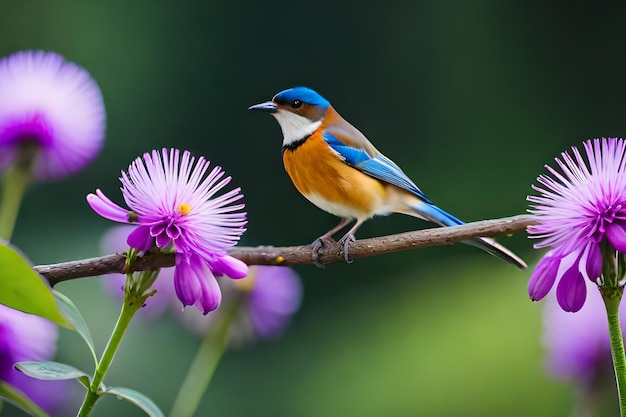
xmin=291 ymin=100 xmax=302 ymax=109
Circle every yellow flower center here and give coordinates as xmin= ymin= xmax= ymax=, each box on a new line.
xmin=178 ymin=203 xmax=191 ymax=215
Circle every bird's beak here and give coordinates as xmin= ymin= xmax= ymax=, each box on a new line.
xmin=248 ymin=101 xmax=278 ymax=113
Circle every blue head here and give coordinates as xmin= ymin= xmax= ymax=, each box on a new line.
xmin=272 ymin=87 xmax=330 ymax=109
xmin=249 ymin=87 xmax=331 ymax=144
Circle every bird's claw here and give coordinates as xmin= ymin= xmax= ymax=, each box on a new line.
xmin=338 ymin=234 xmax=356 ymax=263
xmin=311 ymin=236 xmax=336 ymax=268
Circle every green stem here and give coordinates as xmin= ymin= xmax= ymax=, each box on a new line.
xmin=602 ymin=291 xmax=626 ymax=417
xmin=168 ymin=303 xmax=239 ymax=417
xmin=0 ymin=162 xmax=31 ymax=241
xmin=76 ymin=297 xmax=142 ymax=417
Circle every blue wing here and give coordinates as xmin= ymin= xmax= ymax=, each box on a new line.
xmin=323 ymin=132 xmax=432 ymax=203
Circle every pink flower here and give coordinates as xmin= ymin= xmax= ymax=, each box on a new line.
xmin=0 ymin=51 xmax=105 ymax=180
xmin=0 ymin=304 xmax=66 ymax=414
xmin=528 ymin=138 xmax=626 ymax=312
xmin=87 ymin=148 xmax=247 ymax=314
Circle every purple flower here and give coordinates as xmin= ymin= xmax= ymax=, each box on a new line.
xmin=245 ymin=266 xmax=302 ymax=340
xmin=0 ymin=51 xmax=105 ymax=180
xmin=179 ymin=266 xmax=302 ymax=346
xmin=0 ymin=304 xmax=66 ymax=414
xmin=528 ymin=138 xmax=626 ymax=312
xmin=98 ymin=225 xmax=301 ymax=342
xmin=100 ymin=225 xmax=176 ymax=319
xmin=87 ymin=148 xmax=247 ymax=314
xmin=542 ymin=277 xmax=622 ymax=384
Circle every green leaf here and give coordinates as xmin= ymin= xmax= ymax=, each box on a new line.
xmin=0 ymin=380 xmax=49 ymax=417
xmin=0 ymin=243 xmax=67 ymax=327
xmin=53 ymin=290 xmax=98 ymax=366
xmin=102 ymin=386 xmax=164 ymax=417
xmin=77 ymin=375 xmax=91 ymax=389
xmin=14 ymin=361 xmax=90 ymax=381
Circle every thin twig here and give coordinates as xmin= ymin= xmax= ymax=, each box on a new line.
xmin=35 ymin=214 xmax=535 ymax=287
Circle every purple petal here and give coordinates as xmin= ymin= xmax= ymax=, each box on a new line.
xmin=126 ymin=225 xmax=154 ymax=252
xmin=155 ymin=232 xmax=171 ymax=248
xmin=166 ymin=223 xmax=181 ymax=240
xmin=528 ymin=253 xmax=560 ymax=301
xmin=580 ymin=242 xmax=602 ymax=282
xmin=606 ymin=223 xmax=626 ymax=253
xmin=193 ymin=261 xmax=222 ymax=314
xmin=150 ymin=222 xmax=166 ymax=237
xmin=174 ymin=255 xmax=201 ymax=307
xmin=174 ymin=255 xmax=223 ymax=314
xmin=556 ymin=261 xmax=587 ymax=312
xmin=211 ymin=255 xmax=248 ymax=279
xmin=86 ymin=190 xmax=130 ymax=223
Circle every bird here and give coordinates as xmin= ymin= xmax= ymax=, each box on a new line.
xmin=248 ymin=87 xmax=526 ymax=269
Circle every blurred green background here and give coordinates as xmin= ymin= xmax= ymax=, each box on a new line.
xmin=3 ymin=1 xmax=626 ymax=416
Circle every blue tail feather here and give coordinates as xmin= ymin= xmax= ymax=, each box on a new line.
xmin=415 ymin=202 xmax=464 ymax=227
xmin=412 ymin=202 xmax=527 ymax=269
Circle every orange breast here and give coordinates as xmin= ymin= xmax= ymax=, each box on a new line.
xmin=283 ymin=133 xmax=387 ymax=218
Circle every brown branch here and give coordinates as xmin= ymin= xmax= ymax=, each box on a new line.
xmin=35 ymin=214 xmax=536 ymax=287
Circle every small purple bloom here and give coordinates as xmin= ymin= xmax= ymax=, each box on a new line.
xmin=542 ymin=278 xmax=622 ymax=384
xmin=245 ymin=266 xmax=302 ymax=340
xmin=180 ymin=266 xmax=302 ymax=346
xmin=528 ymin=138 xmax=626 ymax=312
xmin=0 ymin=304 xmax=66 ymax=414
xmin=87 ymin=148 xmax=247 ymax=314
xmin=0 ymin=51 xmax=105 ymax=180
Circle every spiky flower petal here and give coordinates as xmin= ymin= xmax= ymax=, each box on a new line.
xmin=88 ymin=148 xmax=247 ymax=313
xmin=528 ymin=138 xmax=626 ymax=312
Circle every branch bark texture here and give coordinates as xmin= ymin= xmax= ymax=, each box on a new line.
xmin=35 ymin=214 xmax=535 ymax=287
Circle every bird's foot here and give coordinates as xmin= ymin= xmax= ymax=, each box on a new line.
xmin=311 ymin=236 xmax=336 ymax=268
xmin=337 ymin=234 xmax=356 ymax=263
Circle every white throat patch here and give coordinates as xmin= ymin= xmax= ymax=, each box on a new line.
xmin=272 ymin=110 xmax=321 ymax=146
